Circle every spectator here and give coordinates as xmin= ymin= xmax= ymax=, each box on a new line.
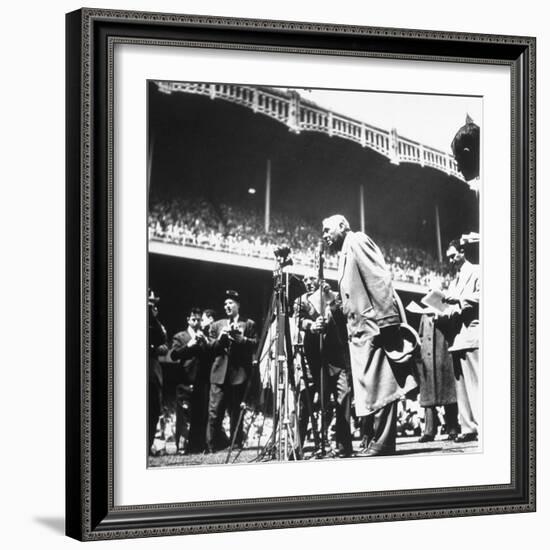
xmin=148 ymin=193 xmax=452 ymax=287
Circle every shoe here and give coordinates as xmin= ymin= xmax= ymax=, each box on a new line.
xmin=329 ymin=447 xmax=353 ymax=458
xmin=446 ymin=432 xmax=458 ymax=441
xmin=418 ymin=434 xmax=435 ymax=443
xmin=356 ymin=446 xmax=394 ymax=457
xmin=454 ymin=432 xmax=478 ymax=443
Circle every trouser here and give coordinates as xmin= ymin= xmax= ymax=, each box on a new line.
xmin=452 ymin=349 xmax=479 ymax=435
xmin=362 ymin=400 xmax=398 ymax=454
xmin=329 ymin=369 xmax=352 ymax=453
xmin=175 ymin=385 xmax=192 ymax=451
xmin=206 ymin=382 xmax=245 ymax=450
xmin=175 ymin=382 xmax=209 ymax=452
xmin=148 ymin=378 xmax=162 ymax=452
xmin=298 ymin=367 xmax=352 ymax=453
xmin=423 ymin=404 xmax=460 ymax=437
xmin=187 ymin=380 xmax=210 ymax=452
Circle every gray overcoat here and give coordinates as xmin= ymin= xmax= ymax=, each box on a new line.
xmin=336 ymin=231 xmax=417 ymax=416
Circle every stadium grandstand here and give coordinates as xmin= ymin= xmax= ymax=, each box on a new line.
xmin=148 ymin=194 xmax=453 ymax=289
xmin=147 ymin=81 xmax=479 ymax=336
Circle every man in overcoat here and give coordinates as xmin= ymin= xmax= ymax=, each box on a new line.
xmin=414 ymin=310 xmax=459 ymax=441
xmin=206 ymin=290 xmax=258 ymax=452
xmin=322 ymin=215 xmax=417 ymax=456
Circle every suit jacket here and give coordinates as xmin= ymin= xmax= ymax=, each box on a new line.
xmin=336 ymin=231 xmax=417 ymax=416
xmin=444 ymin=260 xmax=480 ymax=352
xmin=293 ymin=291 xmax=349 ymax=376
xmin=208 ymin=317 xmax=258 ymax=385
xmin=169 ymin=329 xmax=210 ymax=385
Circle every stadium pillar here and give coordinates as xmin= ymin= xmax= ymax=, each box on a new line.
xmin=147 ymin=135 xmax=154 ymax=192
xmin=435 ymin=203 xmax=442 ymax=262
xmin=265 ymin=159 xmax=271 ymax=233
xmin=359 ymin=184 xmax=365 ymax=233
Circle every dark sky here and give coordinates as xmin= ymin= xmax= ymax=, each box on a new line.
xmin=148 ymin=82 xmax=478 ymax=252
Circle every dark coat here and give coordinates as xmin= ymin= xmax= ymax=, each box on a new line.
xmin=148 ymin=313 xmax=167 ymax=387
xmin=169 ymin=328 xmax=213 ymax=451
xmin=336 ymin=231 xmax=417 ymax=416
xmin=416 ymin=314 xmax=457 ymax=407
xmin=169 ymin=329 xmax=210 ymax=385
xmin=293 ymin=291 xmax=350 ymax=379
xmin=208 ymin=317 xmax=258 ymax=385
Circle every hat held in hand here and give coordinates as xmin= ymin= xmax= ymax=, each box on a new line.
xmin=382 ymin=323 xmax=420 ymax=364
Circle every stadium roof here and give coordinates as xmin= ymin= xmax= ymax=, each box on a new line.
xmin=148 ymin=82 xmax=478 ymax=254
xmin=156 ymin=81 xmax=472 ymax=185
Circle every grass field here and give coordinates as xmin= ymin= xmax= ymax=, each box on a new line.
xmin=148 ymin=434 xmax=479 ymax=468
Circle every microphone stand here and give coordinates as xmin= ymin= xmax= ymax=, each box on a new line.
xmin=317 ymin=242 xmax=327 ymax=456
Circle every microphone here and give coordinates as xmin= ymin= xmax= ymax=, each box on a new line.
xmin=317 ymin=239 xmax=325 ymax=286
xmin=317 ymin=239 xmax=325 ymax=257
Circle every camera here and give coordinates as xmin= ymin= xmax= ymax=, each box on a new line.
xmin=273 ymin=245 xmax=293 ymax=267
xmin=229 ymin=322 xmax=242 ymax=337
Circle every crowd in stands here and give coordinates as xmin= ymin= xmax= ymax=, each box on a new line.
xmin=148 ymin=195 xmax=453 ymax=288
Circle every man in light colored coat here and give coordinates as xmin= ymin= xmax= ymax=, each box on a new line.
xmin=322 ymin=215 xmax=417 ymax=456
xmin=440 ymin=239 xmax=480 ymax=442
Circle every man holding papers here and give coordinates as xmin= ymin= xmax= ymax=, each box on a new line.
xmin=439 ymin=239 xmax=480 ymax=443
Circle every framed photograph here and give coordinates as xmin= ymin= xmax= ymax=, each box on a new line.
xmin=66 ymin=8 xmax=536 ymax=541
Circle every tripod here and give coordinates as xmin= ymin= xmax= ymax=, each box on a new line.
xmin=225 ymin=254 xmax=319 ymax=463
xmin=263 ymin=256 xmax=301 ymax=461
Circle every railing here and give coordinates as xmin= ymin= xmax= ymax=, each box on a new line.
xmin=148 ymin=231 xmax=449 ymax=291
xmin=148 ymin=229 xmax=339 ymax=270
xmin=157 ymin=81 xmax=466 ymax=183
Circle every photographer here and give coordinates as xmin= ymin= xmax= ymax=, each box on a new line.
xmin=148 ymin=290 xmax=169 ymax=454
xmin=169 ymin=307 xmax=212 ymax=453
xmin=206 ymin=290 xmax=258 ymax=453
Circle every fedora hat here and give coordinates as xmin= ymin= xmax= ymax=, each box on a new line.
xmin=225 ymin=289 xmax=240 ymax=303
xmin=383 ymin=323 xmax=420 ymax=364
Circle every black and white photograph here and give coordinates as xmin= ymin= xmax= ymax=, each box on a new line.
xmin=146 ymin=81 xmax=482 ymax=468
xmin=1 ymin=0 xmax=542 ymax=545
xmin=61 ymin=4 xmax=535 ymax=543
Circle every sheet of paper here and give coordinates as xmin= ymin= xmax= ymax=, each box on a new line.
xmin=421 ymin=289 xmax=447 ymax=313
xmin=405 ymin=300 xmax=436 ymax=315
